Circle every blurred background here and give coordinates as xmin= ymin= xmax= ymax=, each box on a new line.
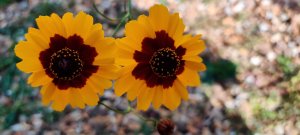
xmin=1 ymin=0 xmax=300 ymax=134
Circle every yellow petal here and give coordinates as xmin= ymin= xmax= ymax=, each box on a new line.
xmin=96 ymin=65 xmax=120 ymax=80
xmin=183 ymin=55 xmax=203 ymax=63
xmin=116 ymin=46 xmax=136 ymax=66
xmin=136 ymin=84 xmax=155 ymax=111
xmin=152 ymin=86 xmax=163 ymax=109
xmin=185 ymin=61 xmax=206 ymax=72
xmin=80 ymin=86 xmax=99 ymax=106
xmin=181 ymin=37 xmax=205 ymax=57
xmin=93 ymin=57 xmax=115 ymax=65
xmin=16 ymin=60 xmax=43 ymax=73
xmin=117 ymin=37 xmax=140 ymax=52
xmin=50 ymin=13 xmax=67 ymax=37
xmin=14 ymin=41 xmax=41 ymax=60
xmin=177 ymin=67 xmax=201 ymax=87
xmin=92 ymin=38 xmax=116 ymax=66
xmin=62 ymin=12 xmax=75 ymax=37
xmin=136 ymin=15 xmax=155 ymax=38
xmin=36 ymin=15 xmax=64 ymax=39
xmin=93 ymin=38 xmax=116 ymax=61
xmin=175 ymin=34 xmax=192 ymax=47
xmin=163 ymin=87 xmax=181 ymax=110
xmin=89 ymin=74 xmax=113 ymax=89
xmin=125 ymin=18 xmax=153 ymax=45
xmin=69 ymin=89 xmax=85 ymax=108
xmin=86 ymin=78 xmax=105 ymax=95
xmin=127 ymin=80 xmax=143 ymax=101
xmin=173 ymin=79 xmax=189 ymax=100
xmin=28 ymin=70 xmax=52 ymax=87
xmin=114 ymin=71 xmax=137 ymax=96
xmin=117 ymin=47 xmax=134 ymax=60
xmin=148 ymin=4 xmax=170 ymax=32
xmin=167 ymin=13 xmax=185 ymax=40
xmin=73 ymin=11 xmax=94 ymax=39
xmin=25 ymin=27 xmax=50 ymax=49
xmin=40 ymin=83 xmax=56 ymax=105
xmin=85 ymin=24 xmax=104 ymax=45
xmin=51 ymin=89 xmax=70 ymax=111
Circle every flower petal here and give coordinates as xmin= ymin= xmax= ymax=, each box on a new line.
xmin=62 ymin=12 xmax=75 ymax=37
xmin=173 ymin=79 xmax=188 ymax=100
xmin=51 ymin=88 xmax=70 ymax=111
xmin=167 ymin=13 xmax=185 ymax=40
xmin=137 ymin=84 xmax=155 ymax=110
xmin=25 ymin=27 xmax=50 ymax=49
xmin=96 ymin=65 xmax=120 ymax=80
xmin=14 ymin=41 xmax=41 ymax=60
xmin=163 ymin=87 xmax=181 ymax=110
xmin=185 ymin=61 xmax=206 ymax=72
xmin=85 ymin=24 xmax=104 ymax=45
xmin=16 ymin=60 xmax=43 ymax=73
xmin=73 ymin=11 xmax=94 ymax=39
xmin=114 ymin=72 xmax=137 ymax=96
xmin=177 ymin=67 xmax=201 ymax=87
xmin=80 ymin=86 xmax=99 ymax=106
xmin=40 ymin=83 xmax=56 ymax=105
xmin=149 ymin=4 xmax=170 ymax=32
xmin=28 ymin=70 xmax=52 ymax=87
xmin=152 ymin=86 xmax=163 ymax=109
xmin=69 ymin=89 xmax=85 ymax=108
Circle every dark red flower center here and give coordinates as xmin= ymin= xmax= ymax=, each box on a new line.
xmin=132 ymin=30 xmax=186 ymax=88
xmin=149 ymin=48 xmax=180 ymax=77
xmin=49 ymin=48 xmax=83 ymax=80
xmin=39 ymin=34 xmax=98 ymax=90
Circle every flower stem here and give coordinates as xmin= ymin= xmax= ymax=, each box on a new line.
xmin=100 ymin=101 xmax=158 ymax=130
xmin=112 ymin=13 xmax=129 ymax=37
xmin=132 ymin=111 xmax=158 ymax=129
xmin=99 ymin=101 xmax=131 ymax=114
xmin=127 ymin=0 xmax=132 ymax=20
xmin=91 ymin=0 xmax=120 ymax=22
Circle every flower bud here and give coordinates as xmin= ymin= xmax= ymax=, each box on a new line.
xmin=157 ymin=119 xmax=175 ymax=135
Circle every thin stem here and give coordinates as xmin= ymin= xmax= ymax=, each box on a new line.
xmin=124 ymin=0 xmax=127 ymax=12
xmin=100 ymin=100 xmax=158 ymax=130
xmin=99 ymin=102 xmax=131 ymax=114
xmin=91 ymin=0 xmax=120 ymax=22
xmin=132 ymin=110 xmax=158 ymax=130
xmin=127 ymin=0 xmax=132 ymax=20
xmin=112 ymin=13 xmax=129 ymax=37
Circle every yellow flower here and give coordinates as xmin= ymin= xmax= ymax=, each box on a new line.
xmin=15 ymin=12 xmax=118 ymax=111
xmin=115 ymin=5 xmax=206 ymax=110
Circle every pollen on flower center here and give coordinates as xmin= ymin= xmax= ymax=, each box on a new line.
xmin=149 ymin=48 xmax=180 ymax=77
xmin=49 ymin=47 xmax=83 ymax=80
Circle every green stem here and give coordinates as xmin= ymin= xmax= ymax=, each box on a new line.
xmin=133 ymin=111 xmax=158 ymax=129
xmin=99 ymin=102 xmax=131 ymax=114
xmin=112 ymin=13 xmax=129 ymax=37
xmin=91 ymin=0 xmax=120 ymax=22
xmin=127 ymin=0 xmax=132 ymax=20
xmin=100 ymin=101 xmax=158 ymax=130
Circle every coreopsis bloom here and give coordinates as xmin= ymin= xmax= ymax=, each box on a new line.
xmin=115 ymin=5 xmax=206 ymax=110
xmin=15 ymin=12 xmax=118 ymax=111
